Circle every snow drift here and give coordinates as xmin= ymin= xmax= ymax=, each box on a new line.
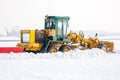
xmin=0 ymin=48 xmax=106 ymax=59
xmin=0 ymin=48 xmax=120 ymax=80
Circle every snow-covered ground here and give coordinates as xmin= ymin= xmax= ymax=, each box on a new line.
xmin=0 ymin=34 xmax=120 ymax=80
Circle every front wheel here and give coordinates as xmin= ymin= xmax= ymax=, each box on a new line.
xmin=98 ymin=44 xmax=107 ymax=52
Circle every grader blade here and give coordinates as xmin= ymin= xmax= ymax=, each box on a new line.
xmin=102 ymin=41 xmax=114 ymax=52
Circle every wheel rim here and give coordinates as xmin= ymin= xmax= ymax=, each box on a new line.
xmin=101 ymin=47 xmax=107 ymax=52
xmin=63 ymin=47 xmax=70 ymax=52
xmin=50 ymin=48 xmax=57 ymax=53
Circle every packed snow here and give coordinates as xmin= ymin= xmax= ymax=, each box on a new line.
xmin=0 ymin=34 xmax=120 ymax=80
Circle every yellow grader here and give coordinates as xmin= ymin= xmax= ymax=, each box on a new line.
xmin=17 ymin=16 xmax=114 ymax=53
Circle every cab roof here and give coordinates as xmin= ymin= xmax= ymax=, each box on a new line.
xmin=46 ymin=16 xmax=70 ymax=20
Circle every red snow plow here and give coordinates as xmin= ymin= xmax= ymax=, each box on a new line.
xmin=0 ymin=47 xmax=24 ymax=53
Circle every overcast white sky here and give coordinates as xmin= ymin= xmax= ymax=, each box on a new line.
xmin=0 ymin=0 xmax=120 ymax=32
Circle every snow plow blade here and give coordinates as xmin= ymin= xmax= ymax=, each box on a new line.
xmin=0 ymin=47 xmax=24 ymax=53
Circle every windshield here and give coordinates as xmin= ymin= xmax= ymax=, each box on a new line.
xmin=57 ymin=21 xmax=68 ymax=36
xmin=46 ymin=19 xmax=55 ymax=29
xmin=58 ymin=21 xmax=62 ymax=35
xmin=63 ymin=21 xmax=68 ymax=36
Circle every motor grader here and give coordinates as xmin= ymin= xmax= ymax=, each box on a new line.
xmin=17 ymin=16 xmax=114 ymax=53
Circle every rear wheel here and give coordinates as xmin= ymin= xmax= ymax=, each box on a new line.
xmin=47 ymin=46 xmax=58 ymax=53
xmin=98 ymin=44 xmax=107 ymax=52
xmin=59 ymin=45 xmax=71 ymax=52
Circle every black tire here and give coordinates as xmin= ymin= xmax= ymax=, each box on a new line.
xmin=59 ymin=45 xmax=71 ymax=52
xmin=47 ymin=46 xmax=58 ymax=53
xmin=98 ymin=44 xmax=107 ymax=52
